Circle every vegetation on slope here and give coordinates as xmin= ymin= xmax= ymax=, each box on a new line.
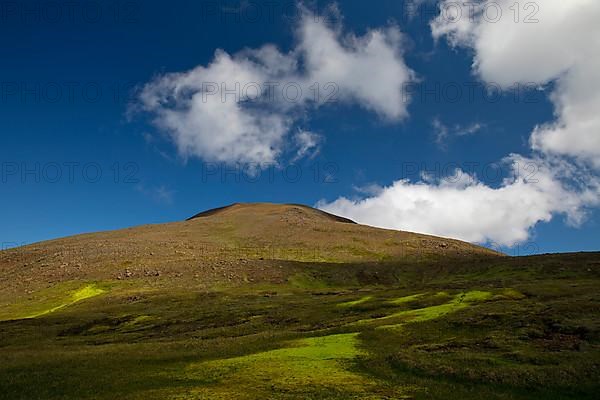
xmin=0 ymin=252 xmax=598 ymax=399
xmin=0 ymin=204 xmax=597 ymax=399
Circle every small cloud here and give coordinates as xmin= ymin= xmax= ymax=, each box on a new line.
xmin=292 ymin=130 xmax=322 ymax=162
xmin=136 ymin=184 xmax=175 ymax=205
xmin=352 ymin=183 xmax=384 ymax=196
xmin=455 ymin=122 xmax=483 ymax=137
xmin=142 ymin=132 xmax=177 ymax=163
xmin=432 ymin=117 xmax=449 ymax=148
xmin=432 ymin=117 xmax=485 ymax=149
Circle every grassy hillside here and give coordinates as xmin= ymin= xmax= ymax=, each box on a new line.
xmin=0 ymin=204 xmax=598 ymax=399
xmin=0 ymin=203 xmax=499 ymax=300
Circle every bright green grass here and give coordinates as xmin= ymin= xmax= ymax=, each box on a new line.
xmin=388 ymin=293 xmax=425 ymax=305
xmin=338 ymin=296 xmax=373 ymax=307
xmin=185 ymin=292 xmax=492 ymax=397
xmin=494 ymin=288 xmax=526 ymax=300
xmin=0 ymin=284 xmax=106 ymax=321
xmin=182 ymin=333 xmax=404 ymax=399
xmin=379 ymin=291 xmax=493 ymax=328
xmin=0 ymin=252 xmax=598 ymax=400
xmin=350 ymin=290 xmax=493 ymax=329
xmin=25 ymin=284 xmax=106 ymax=318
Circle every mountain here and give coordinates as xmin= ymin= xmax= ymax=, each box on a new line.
xmin=0 ymin=203 xmax=499 ymax=296
xmin=0 ymin=203 xmax=598 ymax=400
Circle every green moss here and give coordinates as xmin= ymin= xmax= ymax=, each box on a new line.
xmin=0 ymin=284 xmax=106 ymax=321
xmin=350 ymin=290 xmax=493 ymax=329
xmin=338 ymin=296 xmax=373 ymax=307
xmin=25 ymin=284 xmax=106 ymax=319
xmin=70 ymin=285 xmax=106 ymax=302
xmin=0 ymin=252 xmax=598 ymax=400
xmin=388 ymin=293 xmax=425 ymax=305
xmin=494 ymin=288 xmax=527 ymax=300
xmin=462 ymin=290 xmax=494 ymax=302
xmin=385 ymin=291 xmax=492 ymax=327
xmin=121 ymin=315 xmax=154 ymax=329
xmin=183 ymin=333 xmax=393 ymax=398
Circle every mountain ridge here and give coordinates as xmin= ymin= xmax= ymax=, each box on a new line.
xmin=0 ymin=203 xmax=501 ymax=299
xmin=186 ymin=202 xmax=357 ymax=224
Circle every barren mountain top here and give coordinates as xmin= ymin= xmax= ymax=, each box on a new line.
xmin=0 ymin=203 xmax=500 ymax=298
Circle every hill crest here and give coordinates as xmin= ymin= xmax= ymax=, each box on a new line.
xmin=0 ymin=202 xmax=501 ymax=296
xmin=187 ymin=203 xmax=356 ymax=224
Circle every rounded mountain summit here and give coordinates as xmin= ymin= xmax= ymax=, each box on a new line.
xmin=0 ymin=203 xmax=501 ymax=294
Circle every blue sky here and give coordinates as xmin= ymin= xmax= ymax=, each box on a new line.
xmin=1 ymin=0 xmax=599 ymax=254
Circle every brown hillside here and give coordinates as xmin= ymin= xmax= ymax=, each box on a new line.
xmin=0 ymin=203 xmax=501 ymax=297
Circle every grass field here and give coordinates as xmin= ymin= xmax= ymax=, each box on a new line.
xmin=1 ymin=252 xmax=599 ymax=399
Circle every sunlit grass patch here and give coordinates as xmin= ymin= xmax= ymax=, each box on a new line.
xmin=70 ymin=285 xmax=105 ymax=303
xmin=190 ymin=333 xmax=362 ymax=383
xmin=182 ymin=333 xmax=401 ymax=398
xmin=388 ymin=293 xmax=425 ymax=305
xmin=25 ymin=284 xmax=106 ymax=319
xmin=0 ymin=283 xmax=106 ymax=321
xmin=346 ymin=291 xmax=493 ymax=330
xmin=338 ymin=296 xmax=373 ymax=308
xmin=377 ymin=291 xmax=493 ymax=329
xmin=461 ymin=290 xmax=494 ymax=302
xmin=121 ymin=315 xmax=154 ymax=330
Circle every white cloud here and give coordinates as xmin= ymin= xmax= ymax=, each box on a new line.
xmin=292 ymin=130 xmax=322 ymax=161
xmin=456 ymin=122 xmax=483 ymax=137
xmin=431 ymin=0 xmax=600 ymax=166
xmin=319 ymin=156 xmax=598 ymax=246
xmin=138 ymin=49 xmax=289 ymax=165
xmin=433 ymin=117 xmax=484 ymax=148
xmin=138 ymin=8 xmax=413 ymax=165
xmin=298 ymin=17 xmax=413 ymax=119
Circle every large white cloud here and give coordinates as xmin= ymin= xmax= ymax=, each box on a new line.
xmin=320 ymin=0 xmax=600 ymax=246
xmin=139 ymin=49 xmax=288 ymax=164
xmin=299 ymin=17 xmax=412 ymax=119
xmin=319 ymin=156 xmax=598 ymax=246
xmin=138 ymin=9 xmax=413 ymax=165
xmin=431 ymin=0 xmax=600 ymax=165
